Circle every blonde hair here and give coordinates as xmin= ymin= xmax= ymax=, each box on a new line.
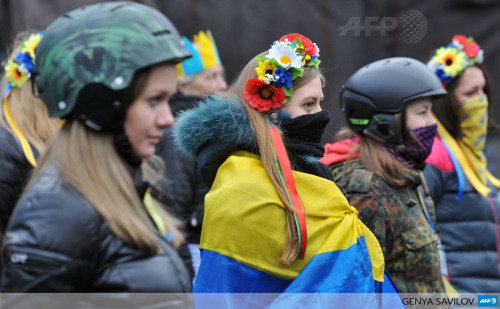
xmin=226 ymin=53 xmax=324 ymax=265
xmin=26 ymin=63 xmax=183 ymax=254
xmin=31 ymin=123 xmax=182 ymax=253
xmin=0 ymin=31 xmax=60 ymax=155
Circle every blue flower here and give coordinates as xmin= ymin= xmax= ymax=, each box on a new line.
xmin=274 ymin=67 xmax=293 ymax=89
xmin=435 ymin=68 xmax=452 ymax=84
xmin=15 ymin=51 xmax=34 ymax=73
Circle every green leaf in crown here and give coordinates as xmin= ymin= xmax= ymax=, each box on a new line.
xmin=283 ymin=86 xmax=293 ymax=104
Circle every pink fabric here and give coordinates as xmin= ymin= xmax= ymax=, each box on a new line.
xmin=320 ymin=138 xmax=359 ymax=166
xmin=426 ymin=136 xmax=455 ymax=173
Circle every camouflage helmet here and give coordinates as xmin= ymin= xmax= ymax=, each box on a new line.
xmin=340 ymin=57 xmax=446 ymax=145
xmin=33 ymin=1 xmax=191 ymax=131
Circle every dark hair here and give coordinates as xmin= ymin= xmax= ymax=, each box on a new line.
xmin=125 ymin=63 xmax=163 ymax=103
xmin=432 ymin=63 xmax=497 ymax=139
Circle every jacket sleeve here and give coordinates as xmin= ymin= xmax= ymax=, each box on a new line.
xmin=2 ymin=192 xmax=97 ymax=292
xmin=346 ymin=192 xmax=389 ymax=257
xmin=177 ymin=154 xmax=209 ymax=226
xmin=338 ymin=167 xmax=390 ymax=257
xmin=0 ymin=130 xmax=32 ymax=233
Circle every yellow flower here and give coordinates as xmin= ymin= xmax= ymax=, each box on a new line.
xmin=255 ymin=60 xmax=277 ymax=81
xmin=5 ymin=60 xmax=29 ymax=89
xmin=433 ymin=47 xmax=466 ymax=78
xmin=302 ymin=54 xmax=312 ymax=64
xmin=21 ymin=33 xmax=43 ymax=59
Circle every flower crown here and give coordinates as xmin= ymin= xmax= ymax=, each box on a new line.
xmin=244 ymin=33 xmax=321 ymax=112
xmin=4 ymin=33 xmax=43 ymax=90
xmin=427 ymin=35 xmax=483 ymax=89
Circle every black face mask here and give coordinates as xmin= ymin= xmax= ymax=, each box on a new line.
xmin=280 ymin=109 xmax=334 ymax=181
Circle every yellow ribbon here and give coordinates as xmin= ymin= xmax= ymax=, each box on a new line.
xmin=143 ymin=191 xmax=167 ymax=236
xmin=435 ymin=116 xmax=500 ymax=196
xmin=2 ymin=91 xmax=37 ymax=167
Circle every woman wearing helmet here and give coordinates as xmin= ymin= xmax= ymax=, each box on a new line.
xmin=0 ymin=32 xmax=61 ymax=244
xmin=174 ymin=33 xmax=401 ymax=307
xmin=425 ymin=35 xmax=500 ymax=293
xmin=1 ymin=1 xmax=193 ymax=299
xmin=322 ymin=57 xmax=447 ymax=294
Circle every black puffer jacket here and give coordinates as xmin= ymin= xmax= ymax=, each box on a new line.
xmin=0 ymin=126 xmax=34 ymax=234
xmin=1 ymin=165 xmax=193 ymax=306
xmin=155 ymin=92 xmax=209 ymax=244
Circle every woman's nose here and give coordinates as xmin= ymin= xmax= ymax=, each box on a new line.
xmin=157 ymin=103 xmax=175 ymax=128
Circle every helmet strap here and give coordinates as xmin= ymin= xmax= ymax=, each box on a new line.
xmin=113 ymin=130 xmax=142 ymax=167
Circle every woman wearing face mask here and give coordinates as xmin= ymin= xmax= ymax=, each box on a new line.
xmin=174 ymin=34 xmax=400 ymax=307
xmin=1 ymin=2 xmax=193 ymax=304
xmin=425 ymin=35 xmax=500 ymax=293
xmin=322 ymin=57 xmax=448 ymax=294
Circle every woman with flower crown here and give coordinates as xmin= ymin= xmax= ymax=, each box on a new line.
xmin=174 ymin=33 xmax=402 ymax=307
xmin=0 ymin=31 xmax=61 ymax=244
xmin=425 ymin=35 xmax=500 ymax=293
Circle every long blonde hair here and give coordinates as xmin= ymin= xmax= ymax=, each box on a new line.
xmin=27 ymin=64 xmax=183 ymax=254
xmin=0 ymin=31 xmax=60 ymax=155
xmin=227 ymin=53 xmax=325 ymax=265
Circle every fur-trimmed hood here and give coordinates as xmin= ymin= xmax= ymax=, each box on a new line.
xmin=173 ymin=95 xmax=332 ymax=186
xmin=173 ymin=95 xmax=288 ymax=158
xmin=173 ymin=95 xmax=285 ymax=186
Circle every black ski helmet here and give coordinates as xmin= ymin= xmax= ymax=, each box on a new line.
xmin=33 ymin=1 xmax=191 ymax=131
xmin=341 ymin=57 xmax=446 ymax=145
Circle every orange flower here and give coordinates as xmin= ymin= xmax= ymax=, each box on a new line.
xmin=5 ymin=60 xmax=29 ymax=89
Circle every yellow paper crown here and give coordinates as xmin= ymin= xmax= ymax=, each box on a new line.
xmin=176 ymin=30 xmax=222 ymax=79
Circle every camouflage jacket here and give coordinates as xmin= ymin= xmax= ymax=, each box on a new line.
xmin=331 ymin=160 xmax=445 ymax=294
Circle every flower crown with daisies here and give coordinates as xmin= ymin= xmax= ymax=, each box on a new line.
xmin=4 ymin=32 xmax=43 ymax=90
xmin=427 ymin=34 xmax=483 ymax=89
xmin=244 ymin=33 xmax=321 ymax=112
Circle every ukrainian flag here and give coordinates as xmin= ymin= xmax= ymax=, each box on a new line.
xmin=194 ymin=151 xmax=403 ymax=308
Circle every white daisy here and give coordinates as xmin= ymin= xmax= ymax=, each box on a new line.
xmin=267 ymin=41 xmax=303 ymax=70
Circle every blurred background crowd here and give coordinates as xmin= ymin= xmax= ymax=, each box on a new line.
xmin=2 ymin=1 xmax=500 ymax=162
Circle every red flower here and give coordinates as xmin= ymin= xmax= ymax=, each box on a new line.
xmin=244 ymin=78 xmax=286 ymax=112
xmin=280 ymin=33 xmax=317 ymax=57
xmin=452 ymin=34 xmax=468 ymax=46
xmin=463 ymin=41 xmax=479 ymax=58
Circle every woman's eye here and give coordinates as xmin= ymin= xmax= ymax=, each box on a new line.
xmin=149 ymin=95 xmax=164 ymax=104
xmin=304 ymin=102 xmax=314 ymax=109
